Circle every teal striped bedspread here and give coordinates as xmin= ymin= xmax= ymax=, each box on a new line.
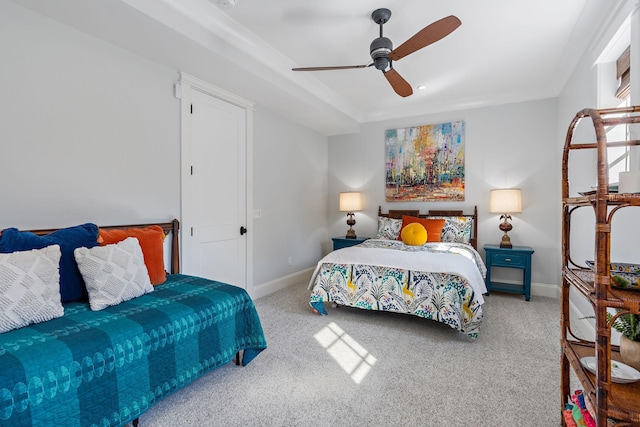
xmin=0 ymin=274 xmax=267 ymax=426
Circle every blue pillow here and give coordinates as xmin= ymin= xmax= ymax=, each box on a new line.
xmin=0 ymin=223 xmax=99 ymax=302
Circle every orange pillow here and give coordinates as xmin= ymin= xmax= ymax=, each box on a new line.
xmin=398 ymin=216 xmax=445 ymax=243
xmin=99 ymin=225 xmax=166 ymax=285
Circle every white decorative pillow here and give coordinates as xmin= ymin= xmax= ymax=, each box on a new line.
xmin=376 ymin=217 xmax=402 ymax=240
xmin=74 ymin=237 xmax=153 ymax=311
xmin=0 ymin=245 xmax=63 ymax=334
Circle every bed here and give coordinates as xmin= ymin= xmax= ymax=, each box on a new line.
xmin=308 ymin=207 xmax=487 ymax=338
xmin=0 ymin=219 xmax=267 ymax=427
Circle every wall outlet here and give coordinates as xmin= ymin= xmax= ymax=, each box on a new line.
xmin=287 ymin=256 xmax=293 ymax=265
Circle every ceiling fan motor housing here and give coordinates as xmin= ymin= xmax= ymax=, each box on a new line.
xmin=370 ymin=37 xmax=392 ymax=70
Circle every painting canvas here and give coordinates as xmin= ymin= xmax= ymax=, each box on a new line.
xmin=385 ymin=121 xmax=465 ymax=201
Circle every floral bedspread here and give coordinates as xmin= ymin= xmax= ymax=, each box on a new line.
xmin=308 ymin=240 xmax=487 ymax=338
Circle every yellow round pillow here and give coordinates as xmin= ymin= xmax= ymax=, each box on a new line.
xmin=400 ymin=222 xmax=428 ymax=246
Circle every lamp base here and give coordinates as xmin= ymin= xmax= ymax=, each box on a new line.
xmin=499 ymin=234 xmax=513 ymax=248
xmin=345 ymin=212 xmax=357 ymax=239
xmin=498 ymin=214 xmax=513 ymax=248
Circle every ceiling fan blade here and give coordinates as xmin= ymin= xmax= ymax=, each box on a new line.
xmin=388 ymin=15 xmax=461 ymax=61
xmin=292 ymin=64 xmax=370 ymax=71
xmin=383 ymin=68 xmax=413 ymax=97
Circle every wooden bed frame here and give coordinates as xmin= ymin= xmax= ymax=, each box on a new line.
xmin=377 ymin=205 xmax=478 ymax=249
xmin=28 ymin=219 xmax=181 ymax=276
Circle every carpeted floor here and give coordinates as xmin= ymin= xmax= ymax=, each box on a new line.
xmin=138 ymin=282 xmax=562 ymax=426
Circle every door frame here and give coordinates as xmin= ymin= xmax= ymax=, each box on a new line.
xmin=176 ymin=72 xmax=255 ymax=290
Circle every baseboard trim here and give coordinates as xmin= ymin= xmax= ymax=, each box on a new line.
xmin=532 ymin=282 xmax=560 ymax=298
xmin=250 ymin=267 xmax=314 ymax=300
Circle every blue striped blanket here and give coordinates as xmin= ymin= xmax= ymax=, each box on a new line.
xmin=0 ymin=274 xmax=267 ymax=426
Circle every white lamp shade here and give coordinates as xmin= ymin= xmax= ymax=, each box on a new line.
xmin=339 ymin=192 xmax=362 ymax=212
xmin=490 ymin=189 xmax=522 ymax=213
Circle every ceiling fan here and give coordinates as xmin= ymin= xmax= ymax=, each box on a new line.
xmin=292 ymin=8 xmax=461 ymax=98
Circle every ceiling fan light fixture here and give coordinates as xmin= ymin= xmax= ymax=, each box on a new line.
xmin=373 ymin=57 xmax=390 ymax=71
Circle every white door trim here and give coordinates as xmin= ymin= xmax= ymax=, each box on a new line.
xmin=176 ymin=72 xmax=255 ymax=291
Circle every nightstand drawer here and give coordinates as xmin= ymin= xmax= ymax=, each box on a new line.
xmin=332 ymin=237 xmax=369 ymax=250
xmin=490 ymin=253 xmax=525 ymax=267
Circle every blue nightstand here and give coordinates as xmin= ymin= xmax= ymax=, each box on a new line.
xmin=483 ymin=244 xmax=535 ymax=301
xmin=332 ymin=237 xmax=369 ymax=251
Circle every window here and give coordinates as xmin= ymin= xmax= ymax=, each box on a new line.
xmin=615 ymin=46 xmax=630 ymax=100
xmin=607 ymin=97 xmax=631 ymax=184
xmin=607 ymin=46 xmax=631 ymax=184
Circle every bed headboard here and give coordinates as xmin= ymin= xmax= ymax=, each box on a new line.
xmin=27 ymin=219 xmax=181 ymax=274
xmin=377 ymin=206 xmax=478 ymax=249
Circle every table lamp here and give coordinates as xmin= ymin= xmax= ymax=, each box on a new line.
xmin=489 ymin=188 xmax=522 ymax=248
xmin=339 ymin=192 xmax=362 ymax=239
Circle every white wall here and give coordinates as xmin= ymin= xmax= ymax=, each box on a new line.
xmin=0 ymin=1 xmax=180 ymax=228
xmin=0 ymin=2 xmax=329 ymax=296
xmin=252 ymin=106 xmax=329 ymax=287
xmin=328 ymin=98 xmax=560 ymax=289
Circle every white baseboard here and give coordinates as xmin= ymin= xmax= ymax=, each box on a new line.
xmin=532 ymin=282 xmax=560 ymax=298
xmin=249 ymin=267 xmax=314 ymax=300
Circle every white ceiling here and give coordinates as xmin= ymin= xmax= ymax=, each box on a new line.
xmin=11 ymin=0 xmax=618 ymax=136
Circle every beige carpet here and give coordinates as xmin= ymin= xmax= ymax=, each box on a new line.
xmin=138 ymin=282 xmax=561 ymax=426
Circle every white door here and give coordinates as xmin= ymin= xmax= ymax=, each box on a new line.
xmin=182 ymin=88 xmax=247 ymax=288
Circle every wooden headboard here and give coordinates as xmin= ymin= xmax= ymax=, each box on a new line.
xmin=378 ymin=206 xmax=478 ymax=249
xmin=27 ymin=219 xmax=181 ymax=275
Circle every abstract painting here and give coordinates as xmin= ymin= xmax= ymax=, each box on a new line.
xmin=385 ymin=121 xmax=465 ymax=201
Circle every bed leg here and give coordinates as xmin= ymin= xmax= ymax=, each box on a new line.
xmin=235 ymin=351 xmax=241 ymax=366
xmin=132 ymin=418 xmax=139 ymax=427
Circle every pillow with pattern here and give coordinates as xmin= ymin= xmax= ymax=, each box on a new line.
xmin=376 ymin=216 xmax=402 ymax=240
xmin=74 ymin=237 xmax=153 ymax=311
xmin=431 ymin=216 xmax=473 ymax=244
xmin=0 ymin=245 xmax=64 ymax=334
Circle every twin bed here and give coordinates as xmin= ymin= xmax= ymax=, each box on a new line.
xmin=0 ymin=220 xmax=266 ymax=427
xmin=309 ymin=206 xmax=487 ymax=338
